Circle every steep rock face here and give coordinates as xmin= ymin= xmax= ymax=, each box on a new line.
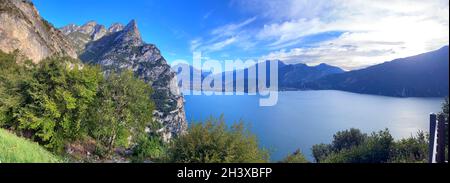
xmin=0 ymin=0 xmax=76 ymax=62
xmin=75 ymin=20 xmax=187 ymax=140
xmin=61 ymin=21 xmax=119 ymax=53
xmin=107 ymin=23 xmax=124 ymax=33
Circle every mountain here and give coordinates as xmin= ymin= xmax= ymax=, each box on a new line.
xmin=173 ymin=61 xmax=344 ymax=92
xmin=171 ymin=63 xmax=213 ymax=91
xmin=68 ymin=20 xmax=187 ymax=140
xmin=0 ymin=0 xmax=77 ymax=62
xmin=278 ymin=62 xmax=345 ymax=89
xmin=311 ymin=46 xmax=449 ymax=97
xmin=60 ymin=21 xmax=123 ymax=53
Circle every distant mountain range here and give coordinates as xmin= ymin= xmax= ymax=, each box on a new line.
xmin=278 ymin=62 xmax=345 ymax=90
xmin=174 ymin=46 xmax=449 ymax=97
xmin=309 ymin=46 xmax=449 ymax=97
xmin=172 ymin=61 xmax=346 ymax=92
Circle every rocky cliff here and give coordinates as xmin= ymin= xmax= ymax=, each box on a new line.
xmin=0 ymin=0 xmax=76 ymax=62
xmin=64 ymin=20 xmax=187 ymax=140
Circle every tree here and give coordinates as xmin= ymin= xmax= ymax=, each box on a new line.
xmin=322 ymin=129 xmax=393 ymax=163
xmin=280 ymin=149 xmax=309 ymax=163
xmin=390 ymin=131 xmax=428 ymax=163
xmin=1 ymin=52 xmax=158 ymax=160
xmin=131 ymin=134 xmax=166 ymax=163
xmin=167 ymin=116 xmax=269 ymax=163
xmin=14 ymin=57 xmax=102 ymax=152
xmin=311 ymin=143 xmax=332 ymax=163
xmin=441 ymin=97 xmax=448 ymax=160
xmin=88 ymin=70 xmax=155 ymax=155
xmin=331 ymin=128 xmax=367 ymax=152
xmin=0 ymin=50 xmax=34 ymax=128
xmin=441 ymin=98 xmax=448 ymax=147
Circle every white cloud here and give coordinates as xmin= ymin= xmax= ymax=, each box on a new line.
xmin=190 ymin=17 xmax=257 ymax=53
xmin=190 ymin=38 xmax=202 ymax=51
xmin=193 ymin=0 xmax=449 ymax=69
xmin=247 ymin=0 xmax=449 ymax=69
xmin=203 ymin=10 xmax=214 ymax=20
xmin=211 ymin=17 xmax=257 ymax=37
xmin=208 ymin=37 xmax=237 ymax=51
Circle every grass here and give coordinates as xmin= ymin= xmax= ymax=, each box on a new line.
xmin=0 ymin=128 xmax=62 ymax=163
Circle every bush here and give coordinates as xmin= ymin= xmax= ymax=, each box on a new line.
xmin=1 ymin=55 xmax=102 ymax=152
xmin=167 ymin=116 xmax=269 ymax=163
xmin=390 ymin=131 xmax=428 ymax=163
xmin=331 ymin=128 xmax=367 ymax=152
xmin=280 ymin=149 xmax=309 ymax=163
xmin=322 ymin=129 xmax=393 ymax=163
xmin=311 ymin=128 xmax=435 ymax=163
xmin=0 ymin=51 xmax=157 ymax=159
xmin=311 ymin=143 xmax=332 ymax=163
xmin=131 ymin=135 xmax=166 ymax=163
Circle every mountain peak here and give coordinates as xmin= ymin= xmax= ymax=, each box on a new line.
xmin=108 ymin=23 xmax=125 ymax=33
xmin=124 ymin=19 xmax=138 ymax=31
xmin=83 ymin=21 xmax=98 ymax=27
xmin=117 ymin=19 xmax=143 ymax=46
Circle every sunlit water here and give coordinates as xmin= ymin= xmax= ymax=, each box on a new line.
xmin=184 ymin=90 xmax=443 ymax=162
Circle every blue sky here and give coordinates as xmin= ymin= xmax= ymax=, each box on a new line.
xmin=33 ymin=0 xmax=449 ymax=70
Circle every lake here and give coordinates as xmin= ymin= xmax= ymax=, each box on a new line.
xmin=183 ymin=90 xmax=444 ymax=162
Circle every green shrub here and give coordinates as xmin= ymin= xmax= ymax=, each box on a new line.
xmin=331 ymin=128 xmax=367 ymax=152
xmin=322 ymin=129 xmax=393 ymax=163
xmin=280 ymin=149 xmax=309 ymax=163
xmin=14 ymin=57 xmax=102 ymax=152
xmin=311 ymin=143 xmax=332 ymax=163
xmin=390 ymin=131 xmax=428 ymax=163
xmin=1 ymin=51 xmax=157 ymax=159
xmin=167 ymin=116 xmax=269 ymax=163
xmin=131 ymin=135 xmax=166 ymax=163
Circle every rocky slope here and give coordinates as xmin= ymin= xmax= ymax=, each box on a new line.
xmin=66 ymin=20 xmax=187 ymax=140
xmin=0 ymin=0 xmax=76 ymax=62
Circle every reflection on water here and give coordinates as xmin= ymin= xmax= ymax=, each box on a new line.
xmin=184 ymin=90 xmax=443 ymax=161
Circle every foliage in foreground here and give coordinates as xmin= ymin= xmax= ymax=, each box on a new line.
xmin=167 ymin=116 xmax=269 ymax=163
xmin=311 ymin=128 xmax=429 ymax=163
xmin=442 ymin=97 xmax=448 ymax=160
xmin=280 ymin=149 xmax=309 ymax=163
xmin=0 ymin=51 xmax=157 ymax=159
xmin=0 ymin=128 xmax=62 ymax=163
xmin=311 ymin=98 xmax=449 ymax=163
xmin=131 ymin=134 xmax=167 ymax=163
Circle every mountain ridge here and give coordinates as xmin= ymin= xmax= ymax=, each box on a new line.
xmin=172 ymin=46 xmax=448 ymax=98
xmin=308 ymin=46 xmax=449 ymax=97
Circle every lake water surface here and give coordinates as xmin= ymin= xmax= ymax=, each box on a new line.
xmin=184 ymin=90 xmax=443 ymax=161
